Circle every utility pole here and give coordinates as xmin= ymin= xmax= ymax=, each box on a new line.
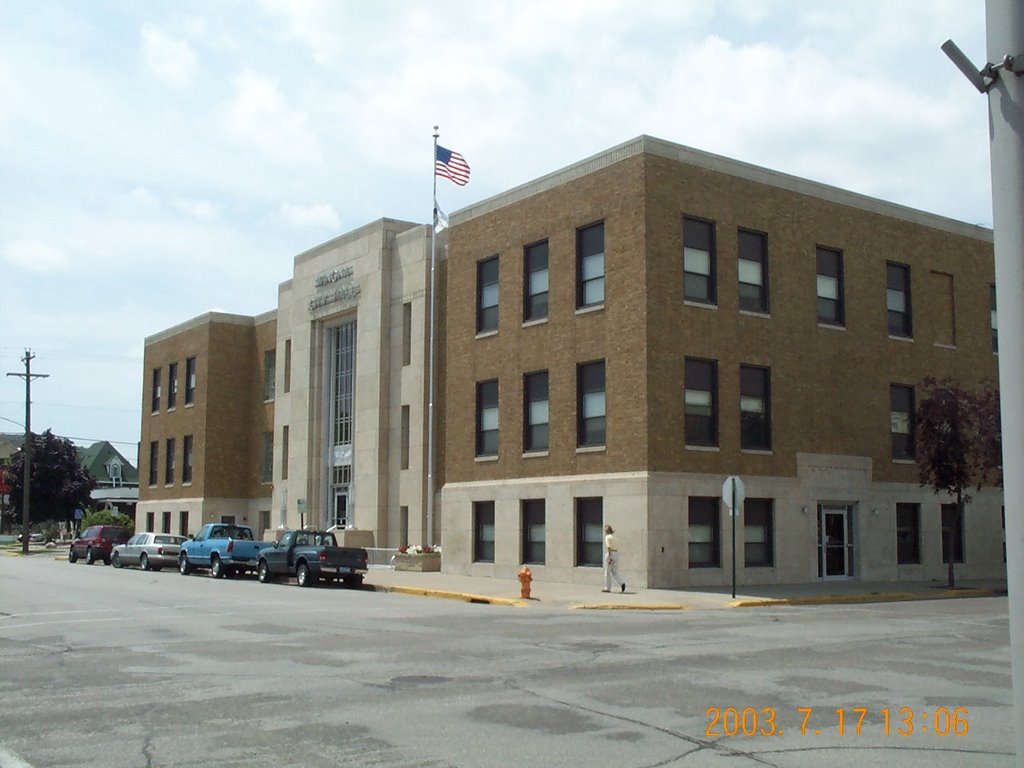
xmin=7 ymin=350 xmax=48 ymax=554
xmin=944 ymin=2 xmax=1024 ymax=763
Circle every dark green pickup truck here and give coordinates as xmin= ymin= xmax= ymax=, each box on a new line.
xmin=256 ymin=530 xmax=368 ymax=588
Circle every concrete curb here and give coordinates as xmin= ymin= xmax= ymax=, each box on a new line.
xmin=732 ymin=587 xmax=1002 ymax=608
xmin=376 ymin=584 xmax=529 ymax=607
xmin=570 ymin=602 xmax=688 ymax=611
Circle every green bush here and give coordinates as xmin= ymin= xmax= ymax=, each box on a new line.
xmin=79 ymin=508 xmax=134 ymax=534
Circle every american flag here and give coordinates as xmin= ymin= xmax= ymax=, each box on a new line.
xmin=435 ymin=145 xmax=471 ymax=186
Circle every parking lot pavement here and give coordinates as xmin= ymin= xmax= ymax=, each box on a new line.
xmin=366 ymin=565 xmax=1007 ymax=611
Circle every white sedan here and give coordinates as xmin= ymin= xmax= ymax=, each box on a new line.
xmin=111 ymin=532 xmax=187 ymax=571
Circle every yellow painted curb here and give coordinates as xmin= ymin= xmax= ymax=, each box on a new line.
xmin=732 ymin=588 xmax=1000 ymax=608
xmin=384 ymin=585 xmax=528 ymax=607
xmin=571 ymin=603 xmax=687 ymax=611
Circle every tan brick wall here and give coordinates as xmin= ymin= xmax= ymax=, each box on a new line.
xmin=444 ymin=155 xmax=650 ymax=483
xmin=443 ymin=149 xmax=996 ymax=488
xmin=139 ymin=313 xmax=276 ymax=505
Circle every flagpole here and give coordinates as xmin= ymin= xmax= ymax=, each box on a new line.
xmin=426 ymin=126 xmax=439 ymax=547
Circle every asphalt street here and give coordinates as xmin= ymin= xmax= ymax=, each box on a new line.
xmin=0 ymin=554 xmax=1014 ymax=767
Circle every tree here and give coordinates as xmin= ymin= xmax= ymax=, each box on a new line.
xmin=915 ymin=378 xmax=1001 ymax=588
xmin=7 ymin=430 xmax=96 ymax=527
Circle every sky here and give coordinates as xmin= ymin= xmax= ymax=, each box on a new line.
xmin=0 ymin=1 xmax=991 ymax=461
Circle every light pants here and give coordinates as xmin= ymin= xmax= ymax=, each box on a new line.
xmin=604 ymin=550 xmax=624 ymax=591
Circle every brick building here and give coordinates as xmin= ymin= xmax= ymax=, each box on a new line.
xmin=139 ymin=135 xmax=1003 ymax=589
xmin=138 ymin=219 xmax=439 ymax=548
xmin=439 ymin=136 xmax=1002 ymax=588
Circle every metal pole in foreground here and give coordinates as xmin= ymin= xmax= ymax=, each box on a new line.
xmin=986 ymin=2 xmax=1024 ymax=764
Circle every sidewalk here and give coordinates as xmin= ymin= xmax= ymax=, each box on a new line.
xmin=365 ymin=566 xmax=1008 ymax=610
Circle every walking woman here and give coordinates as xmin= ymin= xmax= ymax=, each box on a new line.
xmin=602 ymin=524 xmax=626 ymax=593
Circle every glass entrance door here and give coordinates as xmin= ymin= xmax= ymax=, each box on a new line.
xmin=818 ymin=505 xmax=854 ymax=579
xmin=333 ymin=490 xmax=349 ymax=529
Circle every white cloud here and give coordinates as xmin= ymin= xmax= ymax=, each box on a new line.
xmin=141 ymin=23 xmax=198 ymax=87
xmin=173 ymin=197 xmax=220 ymax=220
xmin=1 ymin=239 xmax=68 ymax=272
xmin=128 ymin=187 xmax=161 ymax=210
xmin=220 ymin=69 xmax=322 ymax=165
xmin=280 ymin=202 xmax=339 ymax=229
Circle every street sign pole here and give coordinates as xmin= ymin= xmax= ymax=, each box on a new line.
xmin=722 ymin=476 xmax=745 ymax=599
xmin=731 ymin=481 xmax=737 ymax=599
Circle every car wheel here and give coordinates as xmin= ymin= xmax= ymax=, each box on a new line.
xmin=111 ymin=552 xmax=122 ymax=568
xmin=86 ymin=548 xmax=95 ymax=565
xmin=140 ymin=553 xmax=150 ymax=571
xmin=211 ymin=555 xmax=224 ymax=579
xmin=258 ymin=560 xmax=272 ymax=584
xmin=296 ymin=562 xmax=312 ymax=587
xmin=68 ymin=547 xmax=78 ymax=563
xmin=179 ymin=554 xmax=192 ymax=575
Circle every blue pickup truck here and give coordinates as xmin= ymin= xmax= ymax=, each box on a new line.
xmin=178 ymin=523 xmax=273 ymax=578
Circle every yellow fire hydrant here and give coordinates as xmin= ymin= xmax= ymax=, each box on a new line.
xmin=518 ymin=565 xmax=533 ymax=599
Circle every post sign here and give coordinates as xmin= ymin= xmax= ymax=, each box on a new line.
xmin=722 ymin=475 xmax=745 ymax=515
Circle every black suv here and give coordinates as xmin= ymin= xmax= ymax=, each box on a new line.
xmin=69 ymin=525 xmax=131 ymax=565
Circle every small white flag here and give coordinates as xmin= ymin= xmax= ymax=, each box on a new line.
xmin=434 ymin=204 xmax=449 ymax=233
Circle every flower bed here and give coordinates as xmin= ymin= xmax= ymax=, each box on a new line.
xmin=393 ymin=545 xmax=441 ymax=572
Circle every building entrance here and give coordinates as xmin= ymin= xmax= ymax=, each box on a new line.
xmin=818 ymin=504 xmax=854 ymax=579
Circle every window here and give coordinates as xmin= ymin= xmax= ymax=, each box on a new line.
xmin=281 ymin=425 xmax=289 ymax=480
xmin=575 ymin=497 xmax=603 ymax=566
xmin=164 ymin=437 xmax=175 ymax=485
xmin=685 ymin=358 xmax=718 ymax=447
xmin=683 ymin=216 xmax=716 ymax=304
xmin=400 ymin=405 xmax=410 ymax=470
xmin=476 ymin=379 xmax=499 ymax=457
xmin=473 ymin=501 xmax=495 ymax=563
xmin=896 ymin=503 xmax=920 ymax=564
xmin=688 ymin=497 xmax=720 ymax=568
xmin=182 ymin=434 xmax=193 ymax=484
xmin=263 ymin=350 xmax=276 ymax=401
xmin=941 ymin=503 xmax=964 ymax=564
xmin=162 ymin=511 xmax=172 ymax=534
xmin=744 ymin=498 xmax=773 ymax=567
xmin=399 ymin=506 xmax=409 ymax=547
xmin=260 ymin=432 xmax=273 ymax=483
xmin=739 ymin=365 xmax=771 ymax=450
xmin=148 ymin=441 xmax=158 ymax=486
xmin=178 ymin=510 xmax=189 ymax=537
xmin=576 ymin=222 xmax=605 ymax=308
xmin=577 ymin=360 xmax=606 ymax=447
xmin=185 ymin=356 xmax=196 ymax=405
xmin=816 ymin=246 xmax=844 ymax=325
xmin=887 ymin=262 xmax=912 ymax=337
xmin=890 ymin=384 xmax=915 ymax=460
xmin=524 ymin=241 xmax=549 ymax=322
xmin=167 ymin=362 xmax=178 ymax=409
xmin=992 ymin=284 xmax=998 ymax=354
xmin=522 ymin=499 xmax=545 ymax=565
xmin=284 ymin=339 xmax=292 ymax=392
xmin=523 ymin=371 xmax=549 ymax=452
xmin=477 ymin=256 xmax=499 ymax=333
xmin=737 ymin=229 xmax=768 ymax=313
xmin=146 ymin=512 xmax=155 ymax=531
xmin=151 ymin=367 xmax=161 ymax=413
xmin=402 ymin=303 xmax=412 ymax=365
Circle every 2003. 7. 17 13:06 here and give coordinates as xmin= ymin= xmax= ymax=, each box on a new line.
xmin=705 ymin=706 xmax=970 ymax=738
